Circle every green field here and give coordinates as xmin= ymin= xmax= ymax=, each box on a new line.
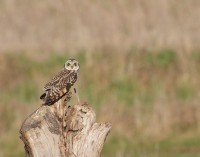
xmin=0 ymin=50 xmax=200 ymax=156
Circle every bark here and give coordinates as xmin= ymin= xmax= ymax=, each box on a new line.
xmin=20 ymin=93 xmax=111 ymax=157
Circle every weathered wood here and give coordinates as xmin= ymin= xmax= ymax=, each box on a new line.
xmin=20 ymin=93 xmax=111 ymax=157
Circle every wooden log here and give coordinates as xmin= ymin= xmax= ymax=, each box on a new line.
xmin=20 ymin=93 xmax=111 ymax=157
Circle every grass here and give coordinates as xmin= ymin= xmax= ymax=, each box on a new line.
xmin=0 ymin=50 xmax=200 ymax=157
xmin=176 ymin=82 xmax=195 ymax=102
xmin=103 ymin=131 xmax=200 ymax=157
xmin=144 ymin=50 xmax=177 ymax=68
xmin=110 ymin=78 xmax=136 ymax=107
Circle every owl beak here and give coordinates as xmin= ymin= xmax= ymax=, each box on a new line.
xmin=71 ymin=66 xmax=73 ymax=69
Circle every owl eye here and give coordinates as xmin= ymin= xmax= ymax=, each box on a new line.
xmin=74 ymin=63 xmax=77 ymax=66
xmin=67 ymin=63 xmax=70 ymax=66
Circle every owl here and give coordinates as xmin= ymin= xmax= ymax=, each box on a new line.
xmin=40 ymin=59 xmax=80 ymax=106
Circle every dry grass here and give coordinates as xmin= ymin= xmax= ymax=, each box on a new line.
xmin=0 ymin=0 xmax=200 ymax=53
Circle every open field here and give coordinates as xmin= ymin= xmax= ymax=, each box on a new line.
xmin=1 ymin=0 xmax=200 ymax=156
xmin=0 ymin=50 xmax=200 ymax=157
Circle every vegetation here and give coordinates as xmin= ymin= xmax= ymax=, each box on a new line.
xmin=0 ymin=50 xmax=200 ymax=157
xmin=0 ymin=0 xmax=200 ymax=53
xmin=0 ymin=0 xmax=199 ymax=156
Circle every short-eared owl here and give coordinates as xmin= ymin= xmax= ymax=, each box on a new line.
xmin=40 ymin=59 xmax=79 ymax=105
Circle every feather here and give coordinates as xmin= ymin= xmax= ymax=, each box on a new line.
xmin=41 ymin=70 xmax=77 ymax=105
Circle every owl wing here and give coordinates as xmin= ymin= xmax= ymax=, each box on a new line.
xmin=43 ymin=68 xmax=70 ymax=91
xmin=41 ymin=69 xmax=77 ymax=105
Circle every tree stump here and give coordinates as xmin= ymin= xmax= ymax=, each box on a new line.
xmin=20 ymin=93 xmax=111 ymax=157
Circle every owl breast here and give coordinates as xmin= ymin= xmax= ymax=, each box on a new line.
xmin=60 ymin=71 xmax=77 ymax=88
xmin=70 ymin=72 xmax=77 ymax=83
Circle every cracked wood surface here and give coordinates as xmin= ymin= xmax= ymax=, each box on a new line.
xmin=20 ymin=94 xmax=111 ymax=157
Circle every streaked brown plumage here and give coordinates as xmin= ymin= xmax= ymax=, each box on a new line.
xmin=40 ymin=59 xmax=79 ymax=106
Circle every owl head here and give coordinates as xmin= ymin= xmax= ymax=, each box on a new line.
xmin=64 ymin=59 xmax=80 ymax=71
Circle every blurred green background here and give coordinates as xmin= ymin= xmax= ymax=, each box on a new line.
xmin=1 ymin=0 xmax=200 ymax=157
